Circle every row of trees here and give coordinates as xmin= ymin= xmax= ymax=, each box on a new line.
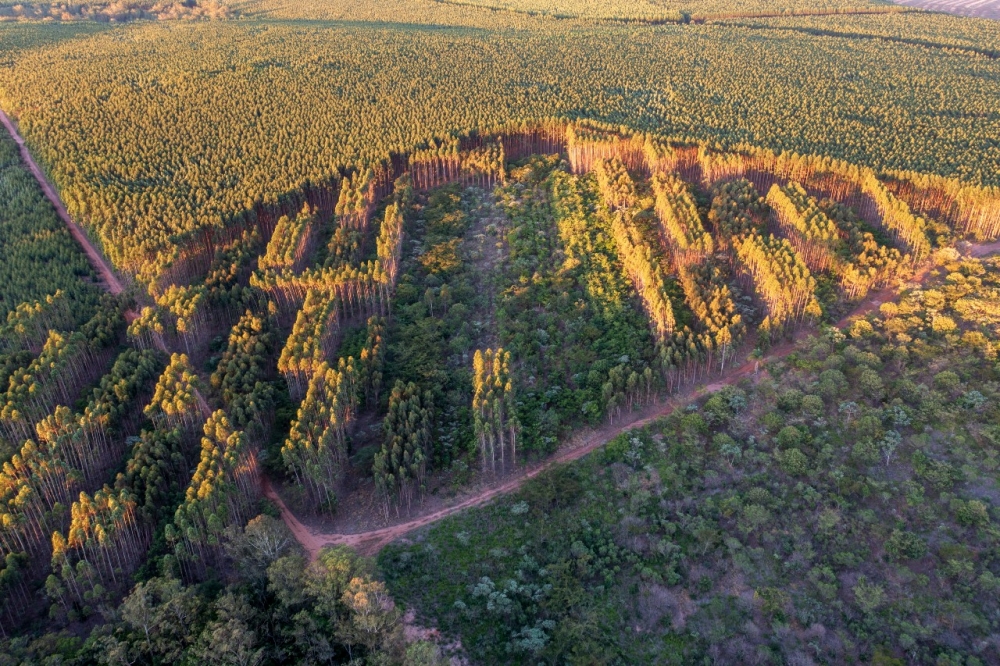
xmin=282 ymin=314 xmax=388 ymax=512
xmin=281 ymin=359 xmax=359 ymax=511
xmin=592 ymin=159 xmax=677 ymax=342
xmin=0 ymin=348 xmax=163 ymax=626
xmin=472 ymin=348 xmax=518 ymax=474
xmin=167 ymin=411 xmax=261 ymax=580
xmin=257 ymin=204 xmax=318 ymax=274
xmin=372 ymin=381 xmax=432 ymax=518
xmin=593 ymin=158 xmax=744 ymax=385
xmin=277 ymin=290 xmax=341 ymax=401
xmin=767 ymin=182 xmax=843 ymax=273
xmin=732 ymin=232 xmax=822 ymax=335
xmin=652 ymin=171 xmax=714 ymax=264
xmin=143 ymin=353 xmax=204 ymax=432
xmin=676 ymin=261 xmax=745 ymax=372
xmin=708 ymin=178 xmax=822 ymax=336
xmin=275 ymin=179 xmax=413 ymax=513
xmin=566 ymin=123 xmax=648 ymax=176
xmin=860 ymin=171 xmax=933 ymax=262
xmin=408 ymin=138 xmax=507 ymax=190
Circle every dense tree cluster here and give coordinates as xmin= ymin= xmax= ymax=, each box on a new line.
xmin=0 ymin=134 xmax=98 ymax=323
xmin=708 ymin=178 xmax=767 ymax=244
xmin=143 ymin=353 xmax=203 ymax=432
xmin=210 ymin=309 xmax=278 ymax=429
xmin=168 ymin=411 xmax=260 ymax=579
xmin=154 ymin=285 xmax=207 ymax=356
xmin=48 ymin=486 xmax=148 ymax=618
xmin=652 ymin=171 xmax=714 ymax=262
xmin=281 ymin=359 xmax=358 ymax=511
xmin=373 ymin=381 xmax=432 ymax=517
xmin=4 ymin=12 xmax=1000 ymax=284
xmin=736 ymin=11 xmax=1000 ymax=59
xmin=0 ymin=292 xmax=73 ymax=355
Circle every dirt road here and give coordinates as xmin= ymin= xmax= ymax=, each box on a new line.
xmin=264 ymin=247 xmax=1000 ymax=559
xmin=0 ymin=110 xmax=124 ymax=295
xmin=261 ymin=283 xmax=904 ymax=558
xmin=6 ymin=105 xmax=997 ymax=560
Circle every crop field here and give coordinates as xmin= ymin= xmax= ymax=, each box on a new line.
xmin=1 ymin=0 xmax=1000 ymax=663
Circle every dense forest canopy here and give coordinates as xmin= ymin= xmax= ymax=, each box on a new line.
xmin=1 ymin=1 xmax=1000 ymax=278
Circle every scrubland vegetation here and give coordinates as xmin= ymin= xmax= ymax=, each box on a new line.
xmin=382 ymin=254 xmax=1000 ymax=664
xmin=2 ymin=0 xmax=1000 ymax=662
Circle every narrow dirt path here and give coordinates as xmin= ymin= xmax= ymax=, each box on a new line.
xmin=0 ymin=109 xmax=124 ymax=295
xmin=3 ymin=110 xmax=213 ymax=416
xmin=7 ymin=107 xmax=996 ymax=559
xmin=268 ymin=250 xmax=999 ymax=559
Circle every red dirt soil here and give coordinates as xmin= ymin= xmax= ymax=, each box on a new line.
xmin=266 ymin=251 xmax=1000 ymax=559
xmin=5 ymin=107 xmax=998 ymax=559
xmin=260 ymin=276 xmax=922 ymax=558
xmin=1 ymin=110 xmax=124 ymax=296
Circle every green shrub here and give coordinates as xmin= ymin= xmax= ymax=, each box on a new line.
xmin=860 ymin=368 xmax=885 ymax=402
xmin=852 ymin=438 xmax=880 ymax=465
xmin=934 ymin=370 xmax=961 ymax=391
xmin=801 ymin=394 xmax=825 ymax=417
xmin=761 ymin=411 xmax=784 ymax=433
xmin=954 ymin=499 xmax=990 ymax=528
xmin=776 ymin=425 xmax=802 ymax=448
xmin=777 ymin=388 xmax=803 ymax=412
xmin=884 ymin=530 xmax=927 ymax=560
xmin=775 ymin=447 xmax=809 ymax=476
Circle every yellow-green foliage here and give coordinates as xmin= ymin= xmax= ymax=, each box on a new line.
xmin=407 ymin=0 xmax=894 ymax=22
xmin=2 ymin=9 xmax=1000 ymax=281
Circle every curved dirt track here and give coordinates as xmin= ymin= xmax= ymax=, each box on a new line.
xmin=262 ymin=274 xmax=932 ymax=558
xmin=266 ymin=246 xmax=1000 ymax=559
xmin=1 ymin=110 xmax=124 ymax=295
xmin=6 ymin=107 xmax=998 ymax=559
